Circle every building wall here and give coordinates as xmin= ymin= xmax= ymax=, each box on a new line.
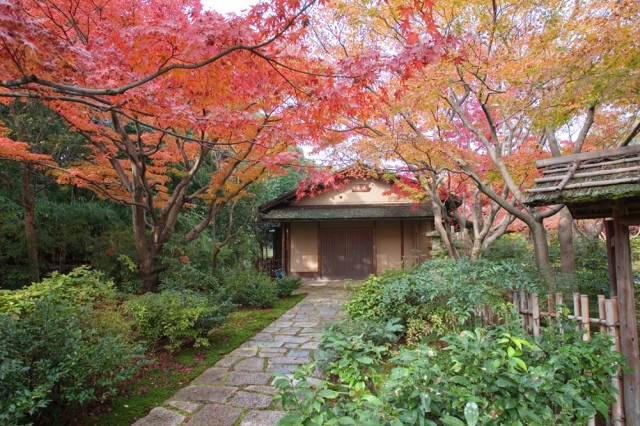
xmin=375 ymin=221 xmax=403 ymax=271
xmin=295 ymin=179 xmax=406 ymax=206
xmin=289 ymin=222 xmax=318 ymax=274
xmin=287 ymin=218 xmax=433 ymax=278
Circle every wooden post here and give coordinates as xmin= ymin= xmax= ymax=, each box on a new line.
xmin=531 ymin=293 xmax=541 ymax=337
xmin=607 ymin=297 xmax=625 ymax=425
xmin=599 ymin=295 xmax=607 ymax=333
xmin=555 ymin=293 xmax=563 ymax=317
xmin=606 ymin=219 xmax=618 ymax=298
xmin=581 ymin=294 xmax=591 ymax=340
xmin=580 ymin=294 xmax=595 ymax=426
xmin=519 ymin=289 xmax=528 ymax=331
xmin=613 ymin=208 xmax=640 ymax=425
xmin=547 ymin=293 xmax=554 ymax=324
xmin=573 ymin=292 xmax=581 ymax=332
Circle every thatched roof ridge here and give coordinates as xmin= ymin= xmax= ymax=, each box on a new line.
xmin=524 ymin=145 xmax=640 ymax=220
xmin=261 ymin=204 xmax=433 ymax=221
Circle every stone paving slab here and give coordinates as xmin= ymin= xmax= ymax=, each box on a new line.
xmin=187 ymin=404 xmax=242 ymax=426
xmin=131 ymin=280 xmax=349 ymax=425
xmin=173 ymin=386 xmax=238 ymax=403
xmin=191 ymin=368 xmax=228 ymax=385
xmin=132 ymin=407 xmax=185 ymax=426
xmin=240 ymin=410 xmax=286 ymax=426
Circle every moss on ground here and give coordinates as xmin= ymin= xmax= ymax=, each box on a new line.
xmin=87 ymin=294 xmax=305 ymax=426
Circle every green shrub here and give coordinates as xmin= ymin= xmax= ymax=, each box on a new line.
xmin=0 ymin=299 xmax=144 ymax=425
xmin=221 ymin=268 xmax=277 ymax=308
xmin=275 ymin=276 xmax=302 ymax=298
xmin=345 ymin=259 xmax=537 ymax=340
xmin=160 ymin=261 xmax=221 ymax=293
xmin=0 ymin=266 xmax=116 ymax=316
xmin=123 ymin=290 xmax=234 ymax=351
xmin=482 ymin=233 xmax=533 ymax=263
xmin=276 ymin=320 xmax=624 ymax=425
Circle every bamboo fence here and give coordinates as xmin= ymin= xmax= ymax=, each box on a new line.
xmin=501 ymin=290 xmax=624 ymax=426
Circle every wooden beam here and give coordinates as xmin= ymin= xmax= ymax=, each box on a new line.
xmin=613 ymin=205 xmax=640 ymax=425
xmin=536 ymin=144 xmax=640 ymax=168
xmin=526 ymin=176 xmax=640 ymax=193
xmin=535 ymin=165 xmax=640 ymax=183
xmin=542 ymin=154 xmax=640 ymax=174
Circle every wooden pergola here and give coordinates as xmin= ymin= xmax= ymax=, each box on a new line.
xmin=525 ymin=144 xmax=640 ymax=425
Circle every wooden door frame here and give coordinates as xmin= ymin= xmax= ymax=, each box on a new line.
xmin=319 ymin=226 xmax=375 ymax=279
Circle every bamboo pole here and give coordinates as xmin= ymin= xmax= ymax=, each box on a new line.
xmin=599 ymin=295 xmax=607 ymax=333
xmin=607 ymin=297 xmax=625 ymax=425
xmin=574 ymin=293 xmax=581 ymax=332
xmin=531 ymin=293 xmax=541 ymax=337
xmin=581 ymin=294 xmax=591 ymax=341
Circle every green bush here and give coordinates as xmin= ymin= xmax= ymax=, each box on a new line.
xmin=345 ymin=259 xmax=538 ymax=341
xmin=160 ymin=261 xmax=221 ymax=293
xmin=482 ymin=233 xmax=533 ymax=263
xmin=0 ymin=266 xmax=116 ymax=316
xmin=276 ymin=320 xmax=624 ymax=425
xmin=123 ymin=290 xmax=234 ymax=351
xmin=222 ymin=268 xmax=277 ymax=308
xmin=0 ymin=299 xmax=144 ymax=425
xmin=275 ymin=276 xmax=302 ymax=298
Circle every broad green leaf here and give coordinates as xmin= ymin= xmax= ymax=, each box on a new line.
xmin=441 ymin=415 xmax=466 ymax=426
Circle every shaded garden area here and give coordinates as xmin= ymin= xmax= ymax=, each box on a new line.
xmin=276 ymin=251 xmax=638 ymax=425
xmin=1 ymin=0 xmax=640 ymax=424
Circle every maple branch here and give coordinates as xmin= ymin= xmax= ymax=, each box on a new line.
xmin=619 ymin=118 xmax=640 ymax=148
xmin=248 ymin=49 xmax=348 ymax=79
xmin=573 ymin=105 xmax=595 ymax=153
xmin=545 ymin=125 xmax=562 ymax=157
xmin=1 ymin=0 xmax=318 ymax=97
xmin=0 ymin=91 xmax=119 ymax=110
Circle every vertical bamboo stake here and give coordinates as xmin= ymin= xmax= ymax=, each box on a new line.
xmin=531 ymin=293 xmax=541 ymax=337
xmin=581 ymin=294 xmax=591 ymax=340
xmin=573 ymin=292 xmax=581 ymax=332
xmin=555 ymin=293 xmax=563 ymax=316
xmin=580 ymin=294 xmax=595 ymax=426
xmin=607 ymin=298 xmax=625 ymax=425
xmin=556 ymin=293 xmax=564 ymax=335
xmin=599 ymin=295 xmax=607 ymax=333
xmin=520 ymin=289 xmax=528 ymax=331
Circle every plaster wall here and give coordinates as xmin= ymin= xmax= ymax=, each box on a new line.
xmin=289 ymin=222 xmax=318 ymax=274
xmin=295 ymin=179 xmax=407 ymax=206
xmin=376 ymin=221 xmax=403 ymax=271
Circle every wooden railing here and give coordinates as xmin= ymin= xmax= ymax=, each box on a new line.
xmin=505 ymin=290 xmax=624 ymax=426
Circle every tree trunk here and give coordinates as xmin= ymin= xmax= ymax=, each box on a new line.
xmin=431 ymin=197 xmax=459 ymax=259
xmin=131 ymin=201 xmax=162 ymax=293
xmin=530 ymin=218 xmax=552 ymax=277
xmin=138 ymin=249 xmax=161 ymax=293
xmin=212 ymin=245 xmax=221 ymax=271
xmin=21 ymin=166 xmax=39 ymax=283
xmin=558 ymin=206 xmax=576 ymax=279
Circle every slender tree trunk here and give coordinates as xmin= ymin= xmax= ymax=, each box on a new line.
xmin=21 ymin=166 xmax=39 ymax=283
xmin=431 ymin=198 xmax=460 ymax=259
xmin=558 ymin=207 xmax=576 ymax=280
xmin=530 ymin=218 xmax=552 ymax=276
xmin=212 ymin=245 xmax=221 ymax=271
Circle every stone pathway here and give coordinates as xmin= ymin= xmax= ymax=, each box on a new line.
xmin=132 ymin=280 xmax=349 ymax=426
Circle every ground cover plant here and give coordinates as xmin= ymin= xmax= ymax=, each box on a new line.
xmin=0 ymin=268 xmax=145 ymax=425
xmin=275 ymin=259 xmax=626 ymax=425
xmin=0 ymin=263 xmax=306 ymax=425
xmin=89 ymin=293 xmax=305 ymax=426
